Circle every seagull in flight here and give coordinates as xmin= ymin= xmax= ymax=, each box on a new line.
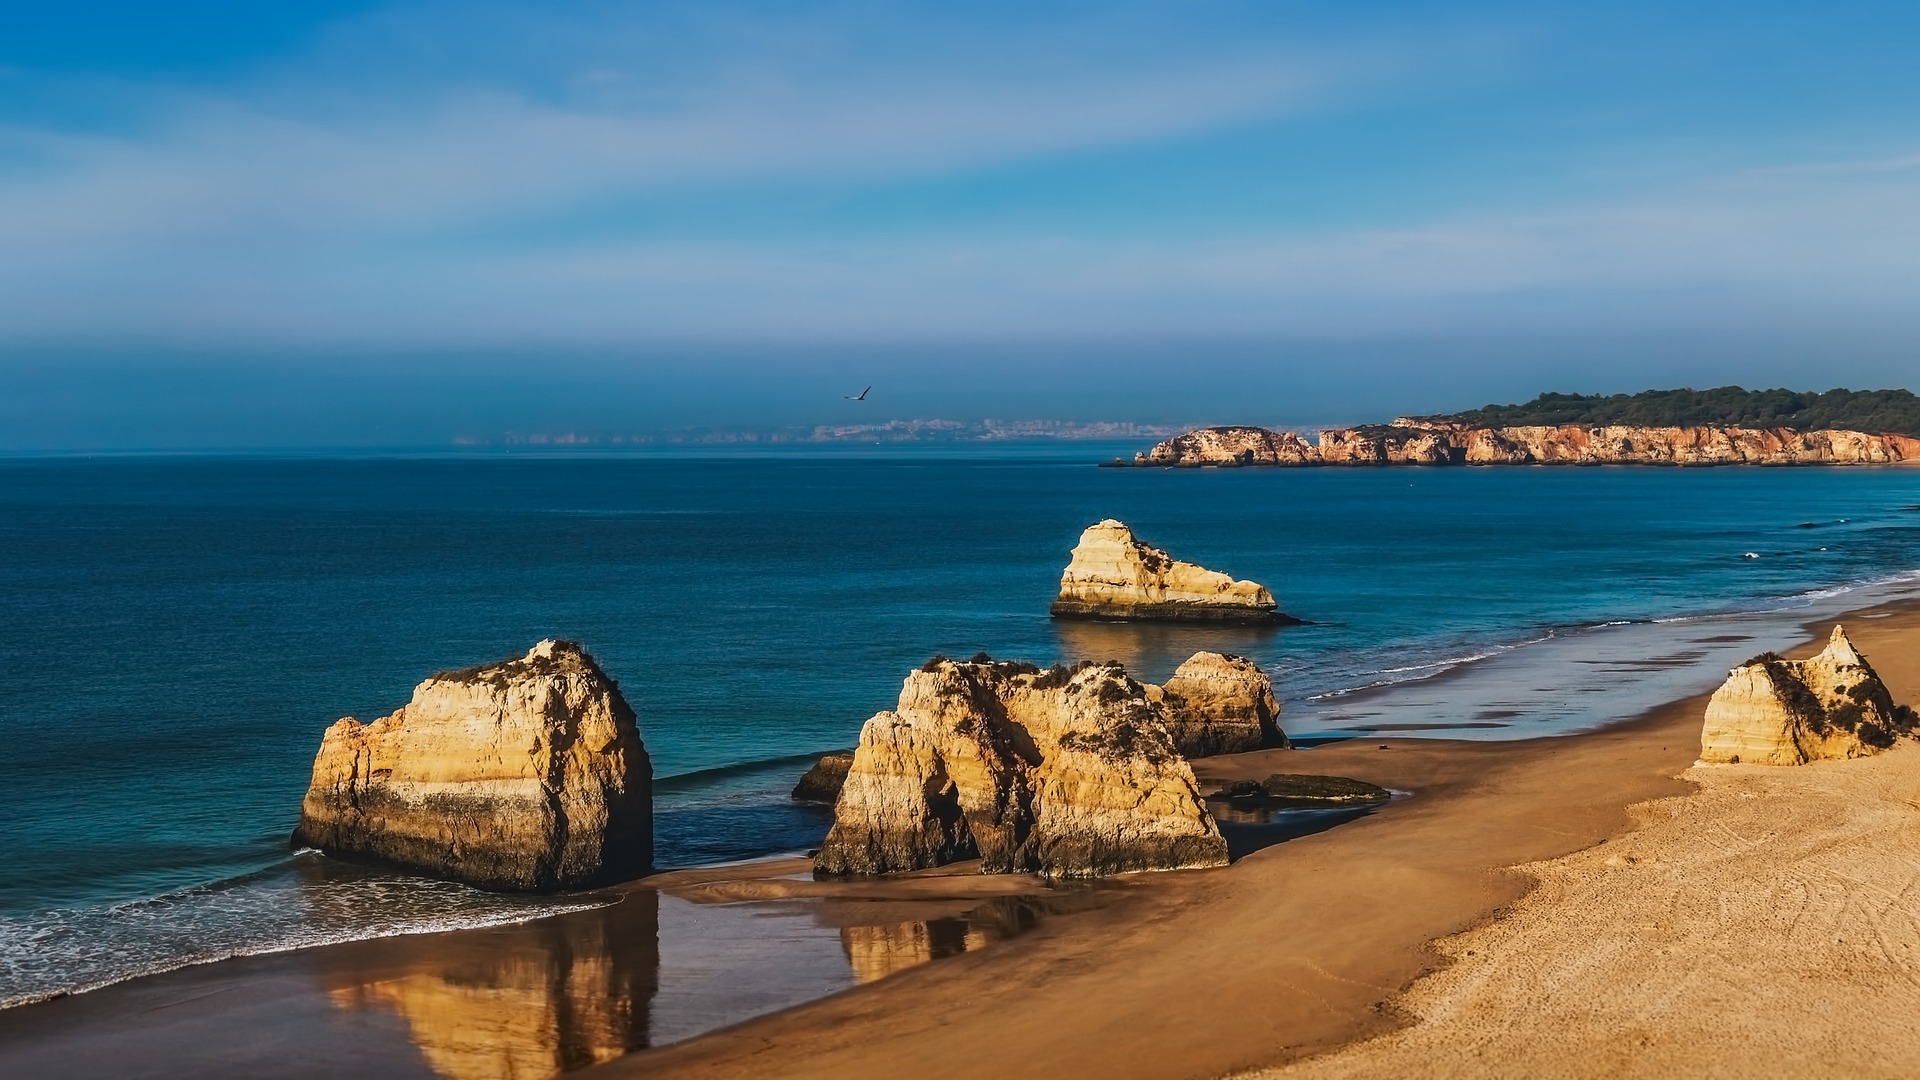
xmin=846 ymin=386 xmax=871 ymax=401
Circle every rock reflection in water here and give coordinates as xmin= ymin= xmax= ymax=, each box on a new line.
xmin=320 ymin=885 xmax=1100 ymax=1080
xmin=1051 ymin=618 xmax=1282 ymax=684
xmin=836 ymin=895 xmax=1061 ymax=984
xmin=323 ymin=890 xmax=658 ymax=1080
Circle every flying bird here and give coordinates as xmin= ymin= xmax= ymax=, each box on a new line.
xmin=847 ymin=386 xmax=871 ymax=401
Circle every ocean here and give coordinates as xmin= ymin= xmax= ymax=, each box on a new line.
xmin=4 ymin=445 xmax=1920 ymax=1007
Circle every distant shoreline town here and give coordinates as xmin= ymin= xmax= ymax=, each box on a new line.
xmin=452 ymin=419 xmax=1192 ymax=446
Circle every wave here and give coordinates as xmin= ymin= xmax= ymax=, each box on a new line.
xmin=1309 ymin=631 xmax=1558 ymax=699
xmin=0 ymin=854 xmax=613 ymax=1009
xmin=653 ymin=750 xmax=847 ymax=795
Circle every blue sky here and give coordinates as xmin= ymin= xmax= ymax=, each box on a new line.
xmin=4 ymin=1 xmax=1920 ymax=446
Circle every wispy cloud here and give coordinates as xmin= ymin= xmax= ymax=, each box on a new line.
xmin=0 ymin=3 xmax=1915 ymax=348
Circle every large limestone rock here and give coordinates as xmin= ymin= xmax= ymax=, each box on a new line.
xmin=1699 ymin=626 xmax=1917 ymax=765
xmin=815 ymin=657 xmax=1229 ymax=879
xmin=1051 ymin=520 xmax=1289 ymax=624
xmin=292 ymin=640 xmax=653 ymax=891
xmin=1150 ymin=651 xmax=1288 ymax=757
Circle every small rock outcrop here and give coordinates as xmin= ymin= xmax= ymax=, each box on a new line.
xmin=1699 ymin=626 xmax=1917 ymax=766
xmin=1051 ymin=520 xmax=1290 ymax=624
xmin=1150 ymin=652 xmax=1288 ymax=757
xmin=791 ymin=751 xmax=854 ymax=803
xmin=1209 ymin=774 xmax=1391 ymax=811
xmin=292 ymin=640 xmax=653 ymax=891
xmin=815 ymin=657 xmax=1229 ymax=879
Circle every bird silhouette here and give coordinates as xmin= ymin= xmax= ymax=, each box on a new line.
xmin=846 ymin=386 xmax=871 ymax=401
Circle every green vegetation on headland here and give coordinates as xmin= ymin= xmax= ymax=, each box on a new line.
xmin=1429 ymin=387 xmax=1920 ymax=436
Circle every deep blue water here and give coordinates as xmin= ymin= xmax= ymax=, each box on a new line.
xmin=4 ymin=446 xmax=1920 ymax=1004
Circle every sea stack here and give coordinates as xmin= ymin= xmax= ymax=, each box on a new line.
xmin=1151 ymin=651 xmax=1289 ymax=757
xmin=292 ymin=640 xmax=653 ymax=891
xmin=1699 ymin=625 xmax=1916 ymax=766
xmin=814 ymin=656 xmax=1229 ymax=879
xmin=1050 ymin=520 xmax=1290 ymax=624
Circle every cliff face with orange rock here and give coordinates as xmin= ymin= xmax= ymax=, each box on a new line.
xmin=1126 ymin=421 xmax=1920 ymax=468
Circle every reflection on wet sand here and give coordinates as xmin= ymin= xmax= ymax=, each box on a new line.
xmin=313 ymin=883 xmax=1098 ymax=1080
xmin=323 ymin=891 xmax=658 ymax=1080
xmin=1051 ymin=619 xmax=1283 ymax=682
xmin=835 ymin=895 xmax=1078 ymax=984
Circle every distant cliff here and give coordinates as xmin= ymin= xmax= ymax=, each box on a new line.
xmin=1122 ymin=421 xmax=1920 ymax=468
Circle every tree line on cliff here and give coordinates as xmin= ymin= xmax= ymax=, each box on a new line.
xmin=1429 ymin=387 xmax=1920 ymax=436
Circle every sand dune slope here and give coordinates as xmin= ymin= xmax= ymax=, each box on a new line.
xmin=1256 ymin=743 xmax=1920 ymax=1079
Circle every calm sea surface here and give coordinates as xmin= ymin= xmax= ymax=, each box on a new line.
xmin=4 ymin=445 xmax=1920 ymax=1005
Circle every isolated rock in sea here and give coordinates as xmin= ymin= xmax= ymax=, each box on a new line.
xmin=292 ymin=640 xmax=653 ymax=891
xmin=815 ymin=657 xmax=1228 ymax=879
xmin=1151 ymin=651 xmax=1288 ymax=757
xmin=1050 ymin=520 xmax=1289 ymax=624
xmin=1699 ymin=626 xmax=1917 ymax=766
xmin=791 ymin=751 xmax=855 ymax=803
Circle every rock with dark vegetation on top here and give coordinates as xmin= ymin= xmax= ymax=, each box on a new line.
xmin=814 ymin=655 xmax=1228 ymax=880
xmin=1699 ymin=625 xmax=1918 ymax=765
xmin=292 ymin=640 xmax=653 ymax=891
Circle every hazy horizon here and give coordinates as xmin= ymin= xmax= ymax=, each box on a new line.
xmin=6 ymin=2 xmax=1920 ymax=448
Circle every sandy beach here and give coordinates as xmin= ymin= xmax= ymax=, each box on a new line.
xmin=4 ymin=603 xmax=1917 ymax=1079
xmin=1255 ymin=609 xmax=1920 ymax=1079
xmin=596 ymin=603 xmax=1920 ymax=1080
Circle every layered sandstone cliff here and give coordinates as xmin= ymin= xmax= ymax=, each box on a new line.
xmin=292 ymin=640 xmax=653 ymax=891
xmin=814 ymin=656 xmax=1229 ymax=879
xmin=1051 ymin=520 xmax=1289 ymax=623
xmin=1699 ymin=626 xmax=1916 ymax=765
xmin=1129 ymin=423 xmax=1920 ymax=468
xmin=1150 ymin=651 xmax=1288 ymax=757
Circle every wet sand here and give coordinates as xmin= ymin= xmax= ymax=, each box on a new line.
xmin=5 ymin=605 xmax=1916 ymax=1079
xmin=0 ymin=863 xmax=1097 ymax=1079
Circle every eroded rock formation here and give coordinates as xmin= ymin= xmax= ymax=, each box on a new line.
xmin=292 ymin=640 xmax=653 ymax=890
xmin=1128 ymin=422 xmax=1920 ymax=468
xmin=1150 ymin=651 xmax=1288 ymax=757
xmin=1699 ymin=626 xmax=1917 ymax=765
xmin=1051 ymin=520 xmax=1289 ymax=624
xmin=815 ymin=656 xmax=1229 ymax=879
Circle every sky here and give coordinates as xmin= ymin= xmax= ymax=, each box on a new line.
xmin=4 ymin=0 xmax=1920 ymax=447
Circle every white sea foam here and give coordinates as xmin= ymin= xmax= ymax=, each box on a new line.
xmin=0 ymin=856 xmax=613 ymax=1009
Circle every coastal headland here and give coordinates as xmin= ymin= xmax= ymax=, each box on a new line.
xmin=9 ymin=600 xmax=1917 ymax=1077
xmin=1111 ymin=386 xmax=1920 ymax=468
xmin=1117 ymin=420 xmax=1920 ymax=468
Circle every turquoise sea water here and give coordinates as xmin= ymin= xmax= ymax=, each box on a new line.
xmin=3 ymin=445 xmax=1920 ymax=1005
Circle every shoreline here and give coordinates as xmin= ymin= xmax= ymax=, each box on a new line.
xmin=3 ymin=598 xmax=1918 ymax=1077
